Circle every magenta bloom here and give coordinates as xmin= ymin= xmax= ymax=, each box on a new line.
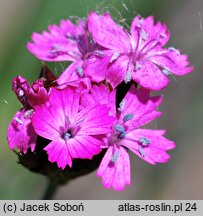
xmin=88 ymin=12 xmax=193 ymax=90
xmin=89 ymin=85 xmax=175 ymax=190
xmin=27 ymin=19 xmax=106 ymax=88
xmin=7 ymin=108 xmax=36 ymax=154
xmin=7 ymin=76 xmax=48 ymax=153
xmin=8 ymin=11 xmax=191 ymax=191
xmin=32 ymin=87 xmax=115 ymax=169
xmin=12 ymin=76 xmax=48 ymax=108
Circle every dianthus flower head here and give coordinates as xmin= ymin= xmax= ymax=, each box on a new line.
xmin=32 ymin=87 xmax=115 ymax=169
xmin=83 ymin=84 xmax=175 ymax=190
xmin=9 ymin=11 xmax=189 ymax=190
xmin=87 ymin=12 xmax=193 ymax=90
xmin=27 ymin=18 xmax=106 ymax=88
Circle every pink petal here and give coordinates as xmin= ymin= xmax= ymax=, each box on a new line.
xmin=97 ymin=145 xmax=114 ymax=177
xmin=25 ymin=79 xmax=49 ymax=107
xmin=77 ymin=104 xmax=115 ymax=135
xmin=106 ymin=55 xmax=129 ymax=88
xmin=49 ymin=19 xmax=79 ymax=39
xmin=27 ymin=39 xmax=77 ymax=62
xmin=7 ymin=108 xmax=37 ymax=153
xmin=133 ymin=60 xmax=170 ymax=90
xmin=144 ymin=147 xmax=171 ymax=164
xmin=150 ymin=49 xmax=193 ymax=76
xmin=130 ymin=16 xmax=140 ymax=49
xmin=88 ymin=12 xmax=131 ymax=52
xmin=73 ymin=77 xmax=92 ymax=94
xmin=57 ymin=63 xmax=92 ymax=93
xmin=131 ymin=16 xmax=170 ymax=48
xmin=139 ymin=39 xmax=160 ymax=56
xmin=91 ymin=84 xmax=116 ymax=114
xmin=126 ymin=129 xmax=175 ymax=150
xmin=122 ymin=129 xmax=175 ymax=164
xmin=57 ymin=62 xmax=83 ymax=88
xmin=27 ymin=19 xmax=80 ymax=62
xmin=68 ymin=135 xmax=102 ymax=159
xmin=48 ymin=87 xmax=80 ymax=122
xmin=80 ymin=92 xmax=96 ymax=109
xmin=97 ymin=145 xmax=131 ymax=191
xmin=84 ymin=56 xmax=107 ymax=83
xmin=81 ymin=84 xmax=116 ymax=116
xmin=44 ymin=138 xmax=72 ymax=169
xmin=33 ymin=87 xmax=80 ymax=140
xmin=32 ymin=103 xmax=63 ymax=140
xmin=120 ymin=84 xmax=162 ymax=128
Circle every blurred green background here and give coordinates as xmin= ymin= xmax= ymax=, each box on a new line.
xmin=0 ymin=0 xmax=203 ymax=199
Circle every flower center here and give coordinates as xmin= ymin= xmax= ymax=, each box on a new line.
xmin=114 ymin=124 xmax=126 ymax=139
xmin=62 ymin=129 xmax=73 ymax=141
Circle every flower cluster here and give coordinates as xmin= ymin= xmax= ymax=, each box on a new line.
xmin=7 ymin=12 xmax=193 ymax=191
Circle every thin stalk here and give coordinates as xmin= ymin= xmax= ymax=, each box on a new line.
xmin=42 ymin=180 xmax=58 ymax=200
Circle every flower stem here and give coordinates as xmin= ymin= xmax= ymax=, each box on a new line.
xmin=42 ymin=180 xmax=58 ymax=200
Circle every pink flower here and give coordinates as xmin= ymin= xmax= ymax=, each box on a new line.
xmin=27 ymin=19 xmax=106 ymax=88
xmin=7 ymin=76 xmax=49 ymax=153
xmin=93 ymin=85 xmax=175 ymax=190
xmin=88 ymin=12 xmax=193 ymax=90
xmin=32 ymin=87 xmax=115 ymax=169
xmin=25 ymin=79 xmax=49 ymax=107
xmin=12 ymin=76 xmax=48 ymax=108
xmin=7 ymin=108 xmax=36 ymax=154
